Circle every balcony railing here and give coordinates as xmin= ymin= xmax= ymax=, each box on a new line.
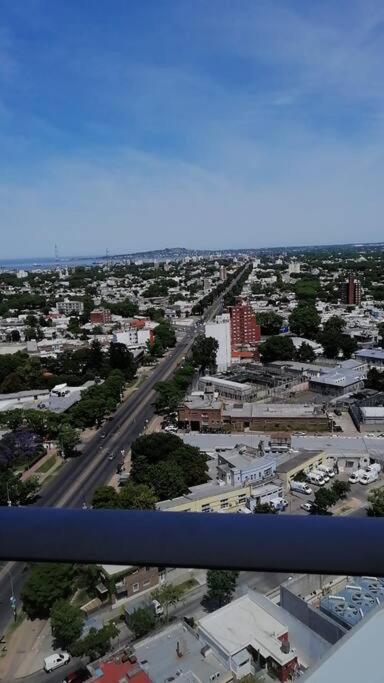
xmin=0 ymin=507 xmax=383 ymax=575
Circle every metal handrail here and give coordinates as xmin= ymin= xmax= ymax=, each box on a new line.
xmin=0 ymin=507 xmax=383 ymax=575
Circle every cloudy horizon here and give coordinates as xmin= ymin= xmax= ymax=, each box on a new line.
xmin=2 ymin=0 xmax=384 ymax=257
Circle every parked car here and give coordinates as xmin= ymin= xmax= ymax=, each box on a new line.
xmin=43 ymin=652 xmax=70 ymax=673
xmin=301 ymin=502 xmax=314 ymax=512
xmin=107 ymin=452 xmax=116 ymax=460
xmin=63 ymin=668 xmax=91 ymax=682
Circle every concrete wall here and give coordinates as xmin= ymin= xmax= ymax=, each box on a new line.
xmin=280 ymin=578 xmax=347 ymax=645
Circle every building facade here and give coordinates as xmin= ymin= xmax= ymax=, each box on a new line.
xmin=56 ymin=300 xmax=84 ymax=315
xmin=90 ymin=308 xmax=112 ymax=324
xmin=229 ymin=298 xmax=261 ymax=353
xmin=340 ymin=274 xmax=362 ymax=305
xmin=205 ymin=314 xmax=232 ymax=372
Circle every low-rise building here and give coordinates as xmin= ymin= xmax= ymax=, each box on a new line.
xmin=354 ymin=347 xmax=384 ymax=368
xmin=198 ymin=375 xmax=258 ymax=401
xmin=217 ymin=445 xmax=277 ymax=485
xmin=198 ymin=595 xmax=298 ymax=682
xmin=98 ymin=564 xmax=161 ymax=602
xmin=157 ymin=481 xmax=252 ymax=513
xmin=276 ymin=450 xmax=327 ymax=486
xmin=309 ymin=371 xmax=365 ymax=397
xmin=178 ymin=398 xmax=330 ymax=433
xmin=134 ymin=622 xmax=232 ymax=683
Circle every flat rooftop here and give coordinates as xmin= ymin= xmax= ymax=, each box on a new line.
xmin=199 ymin=595 xmax=294 ymax=666
xmin=219 ymin=448 xmax=276 ymax=471
xmin=222 ymin=403 xmax=321 ymax=418
xmin=134 ymin=622 xmax=230 ymax=683
xmin=310 ymin=371 xmax=365 ymax=388
xmin=356 ymin=347 xmax=384 ymax=360
xmin=157 ymin=481 xmax=246 ymax=510
xmin=199 ymin=375 xmax=252 ymax=390
xmin=277 ymin=450 xmax=324 ymax=473
xmin=361 ymin=406 xmax=384 ymax=418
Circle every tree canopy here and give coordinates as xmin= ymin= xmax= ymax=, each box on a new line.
xmin=289 ymin=303 xmax=320 ymax=339
xmin=256 ymin=311 xmax=283 ymax=336
xmin=21 ymin=563 xmax=76 ymax=619
xmin=191 ymin=335 xmax=219 ymax=373
xmin=130 ymin=433 xmax=208 ymax=500
xmin=259 ymin=335 xmax=295 ymax=363
xmin=50 ymin=600 xmax=85 ymax=648
xmin=204 ymin=570 xmax=239 ymax=610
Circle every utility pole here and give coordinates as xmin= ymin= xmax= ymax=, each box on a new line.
xmin=9 ymin=570 xmax=16 ymax=622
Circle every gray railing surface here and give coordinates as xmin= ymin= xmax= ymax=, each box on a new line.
xmin=0 ymin=507 xmax=383 ymax=575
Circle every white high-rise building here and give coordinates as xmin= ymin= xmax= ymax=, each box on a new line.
xmin=205 ymin=313 xmax=231 ymax=372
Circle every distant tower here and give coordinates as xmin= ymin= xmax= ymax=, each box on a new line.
xmin=54 ymin=243 xmax=60 ymax=266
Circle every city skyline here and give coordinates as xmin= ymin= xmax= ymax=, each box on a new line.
xmin=2 ymin=1 xmax=384 ymax=257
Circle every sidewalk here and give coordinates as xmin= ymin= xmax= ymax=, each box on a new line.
xmin=0 ymin=617 xmax=52 ymax=680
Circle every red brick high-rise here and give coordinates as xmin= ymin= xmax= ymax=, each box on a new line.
xmin=229 ymin=298 xmax=260 ymax=354
xmin=340 ymin=274 xmax=361 ymax=305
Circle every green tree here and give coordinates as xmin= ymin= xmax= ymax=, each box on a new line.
xmin=256 ymin=311 xmax=283 ymax=335
xmin=109 ymin=343 xmax=135 ymax=380
xmin=204 ymin=570 xmax=239 ymax=610
xmin=192 ymin=335 xmax=219 ymax=373
xmin=126 ymin=606 xmax=156 ymax=638
xmin=366 ymin=368 xmax=384 ymax=391
xmin=289 ymin=303 xmax=320 ymax=339
xmin=295 ymin=342 xmax=316 ymax=363
xmin=312 ymin=488 xmax=338 ymax=514
xmin=92 ymin=486 xmax=121 ymax=509
xmin=378 ymin=322 xmax=384 ymax=344
xmin=21 ymin=564 xmax=75 ymax=619
xmin=152 ymin=583 xmax=184 ymax=621
xmin=70 ymin=622 xmax=119 ymax=658
xmin=154 ymin=320 xmax=176 ymax=349
xmin=253 ymin=503 xmax=277 ymax=513
xmin=10 ymin=329 xmax=21 ymax=342
xmin=57 ymin=424 xmax=80 ymax=457
xmin=331 ymin=480 xmax=351 ymax=500
xmin=88 ymin=339 xmax=104 ymax=371
xmin=259 ymin=335 xmax=295 ymax=363
xmin=119 ymin=481 xmax=157 ymax=510
xmin=150 ymin=460 xmax=188 ymax=500
xmin=67 ymin=317 xmax=81 ymax=335
xmin=50 ymin=600 xmax=85 ymax=648
xmin=0 ymin=471 xmax=40 ymax=506
xmin=367 ymin=487 xmax=384 ymax=516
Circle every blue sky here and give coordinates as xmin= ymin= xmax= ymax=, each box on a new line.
xmin=1 ymin=0 xmax=384 ymax=257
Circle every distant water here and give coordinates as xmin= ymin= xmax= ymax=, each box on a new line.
xmin=0 ymin=256 xmax=106 ymax=272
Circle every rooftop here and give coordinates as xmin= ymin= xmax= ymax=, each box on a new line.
xmin=134 ymin=622 xmax=230 ymax=683
xmin=361 ymin=406 xmax=384 ymax=418
xmin=199 ymin=375 xmax=252 ymax=390
xmin=302 ymin=604 xmax=384 ymax=683
xmin=157 ymin=480 xmax=246 ymax=510
xmin=222 ymin=402 xmax=321 ymax=418
xmin=355 ymin=347 xmax=384 ymax=360
xmin=310 ymin=371 xmax=365 ymax=388
xmin=198 ymin=594 xmax=294 ymax=666
xmin=277 ymin=450 xmax=324 ymax=473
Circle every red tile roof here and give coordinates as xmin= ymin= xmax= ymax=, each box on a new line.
xmin=91 ymin=659 xmax=151 ymax=683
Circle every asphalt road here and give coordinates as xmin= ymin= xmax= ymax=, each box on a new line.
xmin=0 ymin=265 xmax=247 ymax=642
xmin=19 ymin=569 xmax=290 ymax=683
xmin=0 ymin=330 xmax=195 ymax=640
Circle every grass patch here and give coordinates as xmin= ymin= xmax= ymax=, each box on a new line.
xmin=72 ymin=588 xmax=92 ymax=608
xmin=177 ymin=578 xmax=199 ymax=595
xmin=35 ymin=455 xmax=57 ymax=474
xmin=42 ymin=462 xmax=64 ymax=485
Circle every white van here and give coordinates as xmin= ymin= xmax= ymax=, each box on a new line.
xmin=43 ymin=652 xmax=70 ymax=672
xmin=307 ymin=472 xmax=325 ymax=486
xmin=290 ymin=481 xmax=313 ymax=495
xmin=317 ymin=464 xmax=335 ymax=478
xmin=151 ymin=599 xmax=164 ymax=617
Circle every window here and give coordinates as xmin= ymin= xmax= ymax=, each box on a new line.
xmin=132 ymin=582 xmax=140 ymax=592
xmin=143 ymin=580 xmax=151 ymax=587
